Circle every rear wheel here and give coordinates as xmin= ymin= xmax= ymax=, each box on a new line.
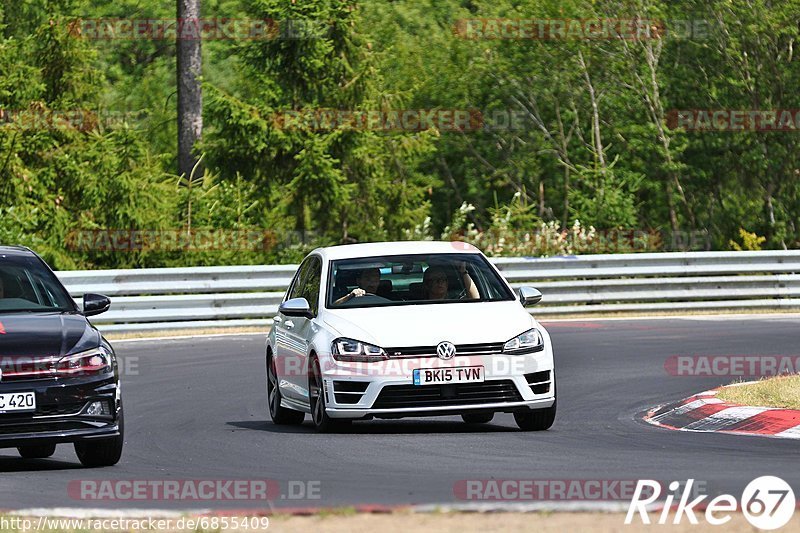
xmin=74 ymin=409 xmax=124 ymax=467
xmin=309 ymin=356 xmax=351 ymax=433
xmin=17 ymin=444 xmax=56 ymax=459
xmin=267 ymin=351 xmax=305 ymax=425
xmin=461 ymin=412 xmax=494 ymax=424
xmin=514 ymin=400 xmax=556 ymax=431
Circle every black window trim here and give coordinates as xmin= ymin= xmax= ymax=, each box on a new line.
xmin=323 ymin=252 xmax=515 ymax=310
xmin=284 ymin=253 xmax=324 ymax=317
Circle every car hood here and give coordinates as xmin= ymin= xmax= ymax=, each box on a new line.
xmin=322 ymin=300 xmax=535 ymax=348
xmin=0 ymin=313 xmax=100 ymax=358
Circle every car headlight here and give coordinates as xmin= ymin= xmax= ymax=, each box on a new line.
xmin=55 ymin=347 xmax=112 ymax=376
xmin=332 ymin=338 xmax=387 ymax=362
xmin=503 ymin=328 xmax=544 ymax=355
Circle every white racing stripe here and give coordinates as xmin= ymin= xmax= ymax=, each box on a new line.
xmin=648 ymin=397 xmax=722 ymax=425
xmin=682 ymin=406 xmax=771 ymax=431
xmin=775 ymin=426 xmax=800 ymax=439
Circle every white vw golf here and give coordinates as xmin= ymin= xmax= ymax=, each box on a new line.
xmin=266 ymin=241 xmax=556 ymax=432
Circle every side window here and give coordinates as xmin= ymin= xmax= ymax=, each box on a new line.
xmin=287 ymin=259 xmax=312 ymax=301
xmin=299 ymin=257 xmax=322 ymax=316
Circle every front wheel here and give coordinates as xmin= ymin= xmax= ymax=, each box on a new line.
xmin=514 ymin=400 xmax=556 ymax=431
xmin=18 ymin=444 xmax=56 ymax=459
xmin=74 ymin=409 xmax=124 ymax=467
xmin=309 ymin=356 xmax=351 ymax=433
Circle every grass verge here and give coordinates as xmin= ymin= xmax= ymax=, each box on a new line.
xmin=717 ymin=375 xmax=800 ymax=409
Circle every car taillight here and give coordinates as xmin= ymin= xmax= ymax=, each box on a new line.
xmin=55 ymin=349 xmax=111 ymax=376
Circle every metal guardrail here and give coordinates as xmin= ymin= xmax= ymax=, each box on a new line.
xmin=55 ymin=250 xmax=800 ymax=333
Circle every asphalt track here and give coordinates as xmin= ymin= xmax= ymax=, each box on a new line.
xmin=2 ymin=316 xmax=799 ymax=510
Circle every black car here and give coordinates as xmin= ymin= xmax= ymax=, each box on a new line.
xmin=0 ymin=246 xmax=123 ymax=467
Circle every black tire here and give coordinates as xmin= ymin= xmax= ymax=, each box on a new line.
xmin=17 ymin=444 xmax=56 ymax=459
xmin=74 ymin=408 xmax=124 ymax=467
xmin=461 ymin=412 xmax=494 ymax=424
xmin=267 ymin=351 xmax=305 ymax=425
xmin=309 ymin=356 xmax=351 ymax=433
xmin=514 ymin=400 xmax=556 ymax=431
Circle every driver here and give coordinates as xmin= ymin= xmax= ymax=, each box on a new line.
xmin=334 ymin=267 xmax=381 ymax=305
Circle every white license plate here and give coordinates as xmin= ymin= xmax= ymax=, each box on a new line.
xmin=413 ymin=366 xmax=485 ymax=386
xmin=0 ymin=392 xmax=36 ymax=413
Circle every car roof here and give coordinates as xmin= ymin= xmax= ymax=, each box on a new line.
xmin=0 ymin=245 xmax=35 ymax=257
xmin=314 ymin=241 xmax=482 ymax=261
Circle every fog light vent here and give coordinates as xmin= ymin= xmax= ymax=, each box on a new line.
xmin=86 ymin=401 xmax=111 ymax=416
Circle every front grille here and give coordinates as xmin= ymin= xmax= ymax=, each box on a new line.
xmin=36 ymin=402 xmax=86 ymax=416
xmin=333 ymin=381 xmax=369 ymax=393
xmin=372 ymin=380 xmax=522 ymax=409
xmin=0 ymin=421 xmax=87 ymax=435
xmin=384 ymin=342 xmax=504 ymax=358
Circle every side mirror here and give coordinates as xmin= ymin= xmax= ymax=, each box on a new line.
xmin=279 ymin=297 xmax=313 ymax=318
xmin=518 ymin=286 xmax=542 ymax=307
xmin=83 ymin=293 xmax=111 ymax=316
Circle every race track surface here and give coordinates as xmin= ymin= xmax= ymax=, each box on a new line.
xmin=2 ymin=317 xmax=799 ymax=510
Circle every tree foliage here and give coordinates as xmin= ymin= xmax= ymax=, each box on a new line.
xmin=1 ymin=0 xmax=799 ymax=268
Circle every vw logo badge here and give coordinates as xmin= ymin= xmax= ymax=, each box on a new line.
xmin=436 ymin=341 xmax=456 ymax=360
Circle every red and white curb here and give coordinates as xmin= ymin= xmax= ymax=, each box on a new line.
xmin=644 ymin=385 xmax=800 ymax=439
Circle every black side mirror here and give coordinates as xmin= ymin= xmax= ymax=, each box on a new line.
xmin=518 ymin=286 xmax=543 ymax=307
xmin=279 ymin=297 xmax=313 ymax=318
xmin=83 ymin=293 xmax=111 ymax=316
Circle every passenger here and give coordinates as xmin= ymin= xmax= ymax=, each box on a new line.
xmin=423 ymin=263 xmax=479 ymax=300
xmin=334 ymin=267 xmax=381 ymax=305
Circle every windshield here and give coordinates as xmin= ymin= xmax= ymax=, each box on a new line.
xmin=0 ymin=253 xmax=76 ymax=313
xmin=326 ymin=253 xmax=514 ymax=309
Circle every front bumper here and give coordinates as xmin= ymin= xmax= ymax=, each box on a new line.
xmin=318 ymin=351 xmax=555 ymax=420
xmin=0 ymin=373 xmax=121 ymax=448
xmin=327 ymin=397 xmax=555 ymax=419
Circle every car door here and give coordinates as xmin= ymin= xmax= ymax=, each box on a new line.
xmin=274 ymin=258 xmax=313 ymax=401
xmin=282 ymin=255 xmax=322 ymax=405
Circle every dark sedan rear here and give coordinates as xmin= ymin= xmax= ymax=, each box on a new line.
xmin=0 ymin=246 xmax=123 ymax=467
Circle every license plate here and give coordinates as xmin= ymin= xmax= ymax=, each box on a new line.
xmin=413 ymin=366 xmax=485 ymax=386
xmin=0 ymin=392 xmax=36 ymax=413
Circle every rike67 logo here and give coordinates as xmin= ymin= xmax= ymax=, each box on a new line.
xmin=626 ymin=477 xmax=795 ymax=530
